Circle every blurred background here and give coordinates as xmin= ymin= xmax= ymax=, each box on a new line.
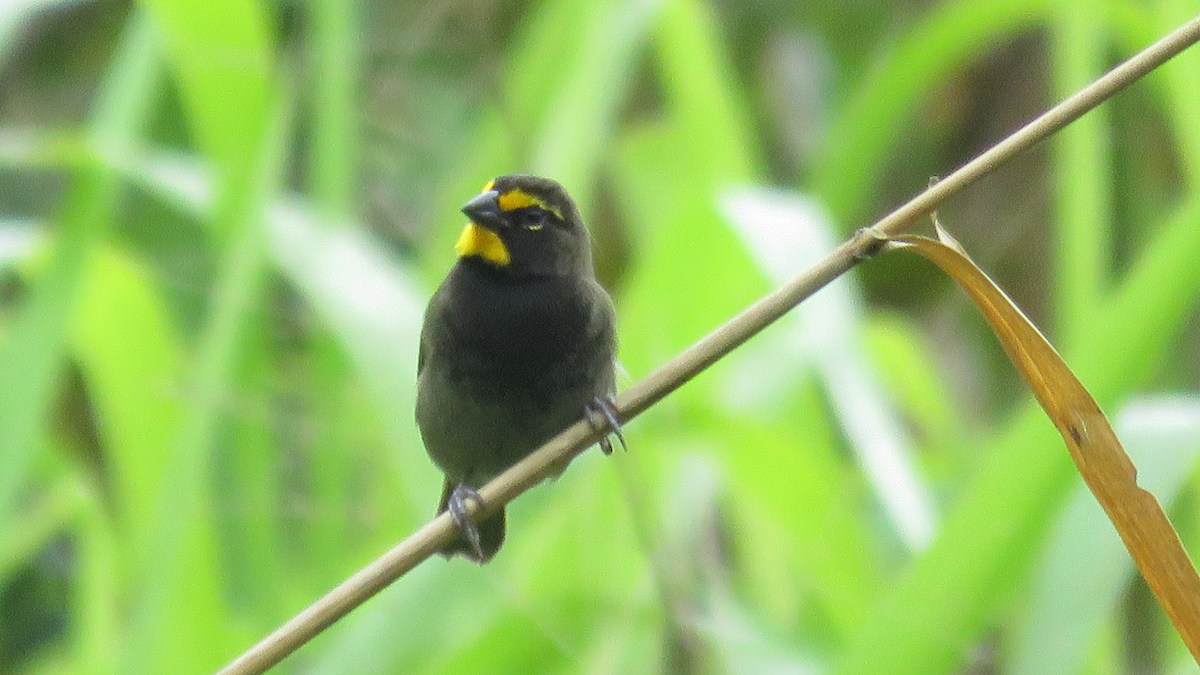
xmin=2 ymin=0 xmax=1200 ymax=673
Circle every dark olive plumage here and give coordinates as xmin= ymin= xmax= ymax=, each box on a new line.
xmin=416 ymin=175 xmax=617 ymax=563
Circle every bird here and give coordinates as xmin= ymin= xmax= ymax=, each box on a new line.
xmin=415 ymin=174 xmax=622 ymax=563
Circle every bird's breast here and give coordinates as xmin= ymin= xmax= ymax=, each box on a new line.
xmin=436 ymin=261 xmax=599 ymax=382
xmin=417 ymin=259 xmax=616 ymax=481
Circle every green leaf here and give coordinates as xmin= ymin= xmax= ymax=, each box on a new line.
xmin=72 ymin=244 xmax=184 ymax=556
xmin=0 ymin=8 xmax=161 ymax=552
xmin=137 ymin=0 xmax=274 ymax=173
xmin=117 ymin=1 xmax=282 ymax=665
xmin=1050 ymin=0 xmax=1113 ymax=341
xmin=812 ymin=0 xmax=1047 ymax=226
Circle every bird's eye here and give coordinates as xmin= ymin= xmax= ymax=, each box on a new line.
xmin=521 ymin=209 xmax=548 ymax=231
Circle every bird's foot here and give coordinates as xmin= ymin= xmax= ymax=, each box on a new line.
xmin=447 ymin=484 xmax=486 ymax=560
xmin=586 ymin=395 xmax=626 ymax=455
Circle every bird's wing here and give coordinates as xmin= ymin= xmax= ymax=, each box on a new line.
xmin=417 ymin=337 xmax=427 ymax=377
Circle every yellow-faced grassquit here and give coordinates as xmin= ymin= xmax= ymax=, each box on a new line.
xmin=416 ymin=175 xmax=621 ymax=563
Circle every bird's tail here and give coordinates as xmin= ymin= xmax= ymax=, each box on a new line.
xmin=437 ymin=478 xmax=506 ymax=563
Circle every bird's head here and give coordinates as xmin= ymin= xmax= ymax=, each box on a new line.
xmin=455 ymin=175 xmax=594 ymax=278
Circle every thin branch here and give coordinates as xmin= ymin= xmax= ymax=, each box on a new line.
xmin=215 ymin=13 xmax=1200 ymax=675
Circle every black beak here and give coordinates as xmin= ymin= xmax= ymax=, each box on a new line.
xmin=461 ymin=190 xmax=505 ymax=230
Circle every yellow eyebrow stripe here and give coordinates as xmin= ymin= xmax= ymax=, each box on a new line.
xmin=497 ymin=188 xmax=563 ymax=219
xmin=497 ymin=188 xmax=541 ymax=211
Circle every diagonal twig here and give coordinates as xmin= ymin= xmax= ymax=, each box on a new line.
xmin=215 ymin=13 xmax=1200 ymax=675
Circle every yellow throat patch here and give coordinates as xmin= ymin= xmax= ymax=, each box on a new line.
xmin=455 ymin=222 xmax=510 ymax=267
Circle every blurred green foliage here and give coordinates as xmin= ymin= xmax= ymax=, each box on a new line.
xmin=1 ymin=0 xmax=1200 ymax=674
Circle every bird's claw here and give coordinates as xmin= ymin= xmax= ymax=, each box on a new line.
xmin=447 ymin=484 xmax=486 ymax=560
xmin=586 ymin=395 xmax=626 ymax=455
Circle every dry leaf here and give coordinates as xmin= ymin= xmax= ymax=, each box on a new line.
xmin=888 ymin=223 xmax=1200 ymax=663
